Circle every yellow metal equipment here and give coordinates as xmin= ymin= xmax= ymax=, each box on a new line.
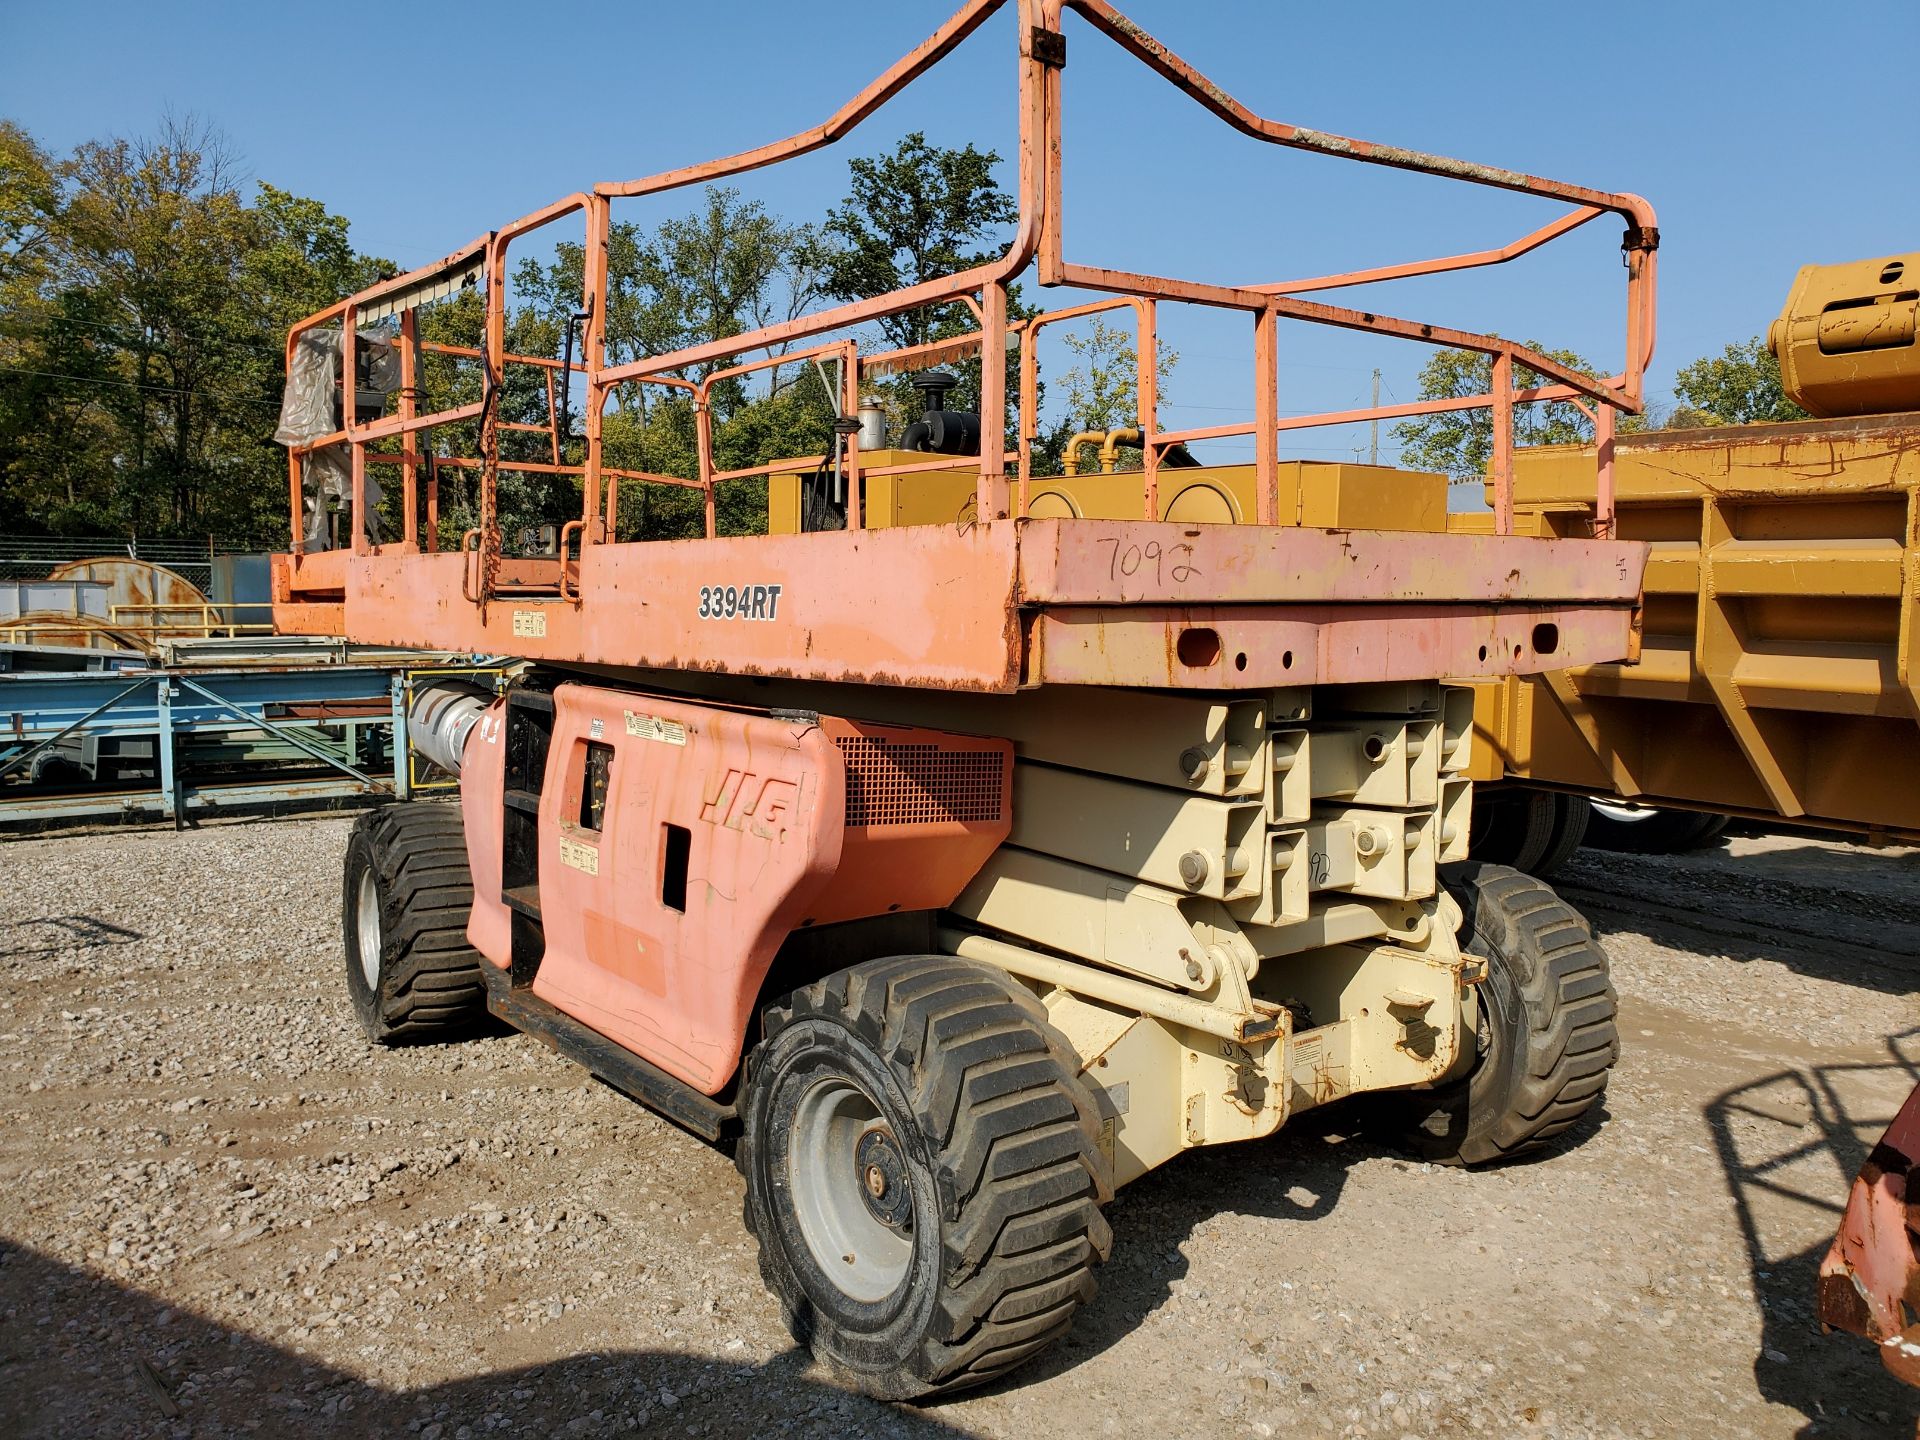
xmin=1461 ymin=410 xmax=1920 ymax=844
xmin=1769 ymin=253 xmax=1920 ymax=418
xmin=772 ymin=456 xmax=1448 ymax=533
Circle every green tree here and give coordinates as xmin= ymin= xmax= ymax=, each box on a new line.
xmin=0 ymin=121 xmax=83 ymax=528
xmin=55 ymin=120 xmax=267 ymax=536
xmin=1049 ymin=314 xmax=1178 ymax=472
xmin=647 ymin=188 xmax=826 ymax=382
xmin=518 ymin=188 xmax=824 ymax=380
xmin=0 ymin=121 xmax=61 ymax=300
xmin=507 ymin=187 xmax=834 ymax=543
xmin=0 ymin=117 xmax=391 ymax=542
xmin=1393 ymin=342 xmax=1606 ymax=481
xmin=1669 ymin=336 xmax=1804 ymax=426
xmin=246 ymin=183 xmax=390 ymax=332
xmin=821 ymin=132 xmax=1017 ymax=354
xmin=820 ymin=131 xmax=1034 ymax=446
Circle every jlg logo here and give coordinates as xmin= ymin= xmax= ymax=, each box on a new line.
xmin=699 ymin=769 xmax=799 ymax=842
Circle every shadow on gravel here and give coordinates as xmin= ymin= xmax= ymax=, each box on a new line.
xmin=979 ymin=1096 xmax=1606 ymax=1397
xmin=1554 ymin=846 xmax=1920 ymax=999
xmin=974 ymin=1107 xmax=1353 ymax=1393
xmin=0 ymin=796 xmax=383 ymax=841
xmin=0 ymin=914 xmax=144 ymax=960
xmin=1705 ymin=1027 xmax=1920 ymax=1438
xmin=0 ymin=1242 xmax=978 ymax=1439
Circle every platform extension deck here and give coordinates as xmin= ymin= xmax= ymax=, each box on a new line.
xmin=273 ymin=519 xmax=1644 ymax=693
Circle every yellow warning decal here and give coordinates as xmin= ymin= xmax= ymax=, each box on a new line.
xmin=624 ymin=710 xmax=687 ymax=745
xmin=558 ymin=836 xmax=600 ymax=875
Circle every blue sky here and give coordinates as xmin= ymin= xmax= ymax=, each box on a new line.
xmin=5 ymin=2 xmax=1913 ymax=464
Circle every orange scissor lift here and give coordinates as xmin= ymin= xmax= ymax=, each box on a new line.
xmin=276 ymin=1 xmax=1657 ymax=1397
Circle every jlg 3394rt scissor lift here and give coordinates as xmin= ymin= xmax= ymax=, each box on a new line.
xmin=272 ymin=1 xmax=1657 ymax=1398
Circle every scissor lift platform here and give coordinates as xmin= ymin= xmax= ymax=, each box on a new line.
xmin=274 ymin=519 xmax=1642 ymax=692
xmin=267 ymin=0 xmax=1666 ymax=1400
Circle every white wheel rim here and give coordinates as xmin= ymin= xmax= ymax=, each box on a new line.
xmin=355 ymin=868 xmax=382 ymax=989
xmin=1591 ymin=801 xmax=1656 ymax=824
xmin=787 ymin=1077 xmax=914 ymax=1303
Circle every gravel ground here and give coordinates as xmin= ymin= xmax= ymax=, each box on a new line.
xmin=2 ymin=811 xmax=1916 ymax=1439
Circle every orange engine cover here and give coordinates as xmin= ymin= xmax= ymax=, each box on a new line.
xmin=459 ymin=684 xmax=1010 ymax=1094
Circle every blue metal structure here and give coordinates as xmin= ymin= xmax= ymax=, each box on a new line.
xmin=0 ymin=639 xmax=495 ymax=824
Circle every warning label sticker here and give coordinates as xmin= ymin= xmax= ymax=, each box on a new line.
xmin=558 ymin=837 xmax=600 ymax=875
xmin=624 ymin=711 xmax=687 ymax=745
xmin=511 ymin=610 xmax=548 ymax=638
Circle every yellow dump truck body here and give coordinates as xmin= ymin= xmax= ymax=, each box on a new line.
xmin=1456 ymin=411 xmax=1920 ymax=841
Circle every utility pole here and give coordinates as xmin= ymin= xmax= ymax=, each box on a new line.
xmin=1369 ymin=368 xmax=1381 ymax=466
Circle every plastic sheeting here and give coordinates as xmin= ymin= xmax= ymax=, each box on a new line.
xmin=274 ymin=328 xmax=399 ymax=549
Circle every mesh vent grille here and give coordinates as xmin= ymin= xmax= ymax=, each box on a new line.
xmin=836 ymin=737 xmax=1005 ymax=826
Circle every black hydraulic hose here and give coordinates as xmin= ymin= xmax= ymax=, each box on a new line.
xmin=557 ymin=302 xmax=590 ymax=448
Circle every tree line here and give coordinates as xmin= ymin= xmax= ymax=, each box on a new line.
xmin=1 ymin=118 xmax=1151 ymax=549
xmin=2 ymin=112 xmax=1803 ymax=545
xmin=1393 ymin=337 xmax=1805 ymax=482
xmin=1 ymin=117 xmax=389 ymax=543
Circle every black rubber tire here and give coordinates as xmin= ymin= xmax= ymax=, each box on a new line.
xmin=1584 ymin=803 xmax=1731 ymax=855
xmin=341 ymin=803 xmax=488 ymax=1045
xmin=1467 ymin=788 xmax=1559 ymax=872
xmin=1386 ymin=863 xmax=1618 ymax=1166
xmin=738 ymin=955 xmax=1112 ymax=1400
xmin=1530 ymin=794 xmax=1590 ymax=878
xmin=1469 ymin=789 xmax=1589 ymax=878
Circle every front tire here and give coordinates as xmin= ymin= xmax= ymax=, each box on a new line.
xmin=1388 ymin=863 xmax=1618 ymax=1165
xmin=738 ymin=956 xmax=1111 ymax=1399
xmin=342 ymin=803 xmax=488 ymax=1045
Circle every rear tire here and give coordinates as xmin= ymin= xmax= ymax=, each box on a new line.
xmin=1385 ymin=863 xmax=1618 ymax=1165
xmin=1469 ymin=789 xmax=1587 ymax=877
xmin=1532 ymin=794 xmax=1589 ymax=877
xmin=738 ymin=955 xmax=1112 ymax=1399
xmin=342 ymin=803 xmax=488 ymax=1045
xmin=1585 ymin=802 xmax=1731 ymax=855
